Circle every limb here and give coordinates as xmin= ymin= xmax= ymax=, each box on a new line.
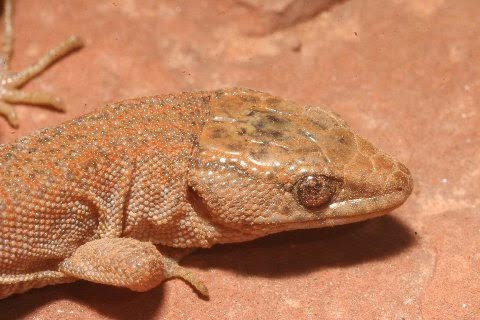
xmin=59 ymin=237 xmax=209 ymax=297
xmin=7 ymin=36 xmax=83 ymax=88
xmin=1 ymin=88 xmax=64 ymax=110
xmin=0 ymin=99 xmax=17 ymax=127
xmin=0 ymin=0 xmax=83 ymax=127
xmin=1 ymin=0 xmax=13 ymax=69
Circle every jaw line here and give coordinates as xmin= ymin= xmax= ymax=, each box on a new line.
xmin=277 ymin=190 xmax=410 ymax=231
xmin=322 ymin=190 xmax=410 ymax=224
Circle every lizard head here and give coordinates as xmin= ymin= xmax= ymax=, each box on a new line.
xmin=189 ymin=88 xmax=413 ymax=242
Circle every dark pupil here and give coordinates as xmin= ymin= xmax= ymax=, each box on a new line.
xmin=296 ymin=175 xmax=331 ymax=209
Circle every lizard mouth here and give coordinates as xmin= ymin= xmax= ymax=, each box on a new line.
xmin=248 ymin=186 xmax=413 ymax=236
xmin=320 ymin=188 xmax=412 ymax=226
xmin=277 ymin=188 xmax=412 ymax=232
xmin=319 ymin=166 xmax=414 ymax=226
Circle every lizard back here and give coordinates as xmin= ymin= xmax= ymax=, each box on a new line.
xmin=0 ymin=92 xmax=212 ymax=275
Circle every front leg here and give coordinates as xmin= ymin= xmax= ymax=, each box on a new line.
xmin=58 ymin=238 xmax=209 ymax=297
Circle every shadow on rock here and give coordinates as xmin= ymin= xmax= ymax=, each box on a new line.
xmin=186 ymin=214 xmax=415 ymax=277
xmin=0 ymin=281 xmax=165 ymax=320
xmin=237 ymin=0 xmax=349 ymax=35
xmin=0 ymin=215 xmax=414 ymax=320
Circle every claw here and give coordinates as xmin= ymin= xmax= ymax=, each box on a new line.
xmin=164 ymin=257 xmax=210 ymax=298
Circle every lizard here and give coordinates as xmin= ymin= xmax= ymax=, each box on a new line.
xmin=0 ymin=1 xmax=413 ymax=300
xmin=0 ymin=0 xmax=83 ymax=128
xmin=0 ymin=87 xmax=413 ymax=299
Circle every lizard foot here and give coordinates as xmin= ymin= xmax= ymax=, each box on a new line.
xmin=163 ymin=256 xmax=209 ymax=298
xmin=0 ymin=0 xmax=83 ymax=128
xmin=58 ymin=237 xmax=209 ymax=298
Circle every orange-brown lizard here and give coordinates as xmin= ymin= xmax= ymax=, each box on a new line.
xmin=0 ymin=2 xmax=413 ymax=300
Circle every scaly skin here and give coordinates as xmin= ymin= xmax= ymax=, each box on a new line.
xmin=0 ymin=88 xmax=413 ymax=299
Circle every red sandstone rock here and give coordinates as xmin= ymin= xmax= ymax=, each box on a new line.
xmin=0 ymin=0 xmax=478 ymax=319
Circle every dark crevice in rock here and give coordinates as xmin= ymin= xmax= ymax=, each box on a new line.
xmin=236 ymin=0 xmax=348 ymax=35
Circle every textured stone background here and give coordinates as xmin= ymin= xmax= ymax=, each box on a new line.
xmin=0 ymin=0 xmax=479 ymax=319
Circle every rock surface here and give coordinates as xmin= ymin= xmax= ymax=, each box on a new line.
xmin=0 ymin=0 xmax=478 ymax=319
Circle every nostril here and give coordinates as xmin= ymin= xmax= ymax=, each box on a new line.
xmin=391 ymin=168 xmax=413 ymax=196
xmin=399 ymin=173 xmax=414 ymax=195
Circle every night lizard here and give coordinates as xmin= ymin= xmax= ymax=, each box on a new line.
xmin=0 ymin=2 xmax=413 ymax=300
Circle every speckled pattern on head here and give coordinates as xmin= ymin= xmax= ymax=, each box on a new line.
xmin=0 ymin=88 xmax=412 ymax=299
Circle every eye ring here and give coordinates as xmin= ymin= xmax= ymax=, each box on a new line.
xmin=293 ymin=174 xmax=334 ymax=209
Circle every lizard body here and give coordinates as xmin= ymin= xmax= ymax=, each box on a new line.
xmin=0 ymin=0 xmax=412 ymax=300
xmin=0 ymin=88 xmax=413 ymax=299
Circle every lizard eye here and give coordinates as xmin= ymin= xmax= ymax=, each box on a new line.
xmin=293 ymin=174 xmax=334 ymax=209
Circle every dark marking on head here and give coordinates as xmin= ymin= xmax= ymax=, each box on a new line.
xmin=37 ymin=136 xmax=52 ymax=144
xmin=249 ymin=147 xmax=270 ymax=161
xmin=201 ymin=95 xmax=211 ymax=104
xmin=214 ymin=90 xmax=225 ymax=98
xmin=226 ymin=143 xmax=243 ymax=151
xmin=253 ymin=119 xmax=265 ymax=131
xmin=258 ymin=129 xmax=283 ymax=139
xmin=309 ymin=119 xmax=328 ymax=130
xmin=191 ymin=135 xmax=200 ymax=147
xmin=240 ymin=95 xmax=260 ymax=103
xmin=266 ymin=97 xmax=282 ymax=106
xmin=266 ymin=114 xmax=283 ymax=123
xmin=211 ymin=128 xmax=228 ymax=139
xmin=338 ymin=136 xmax=347 ymax=145
xmin=238 ymin=128 xmax=247 ymax=136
